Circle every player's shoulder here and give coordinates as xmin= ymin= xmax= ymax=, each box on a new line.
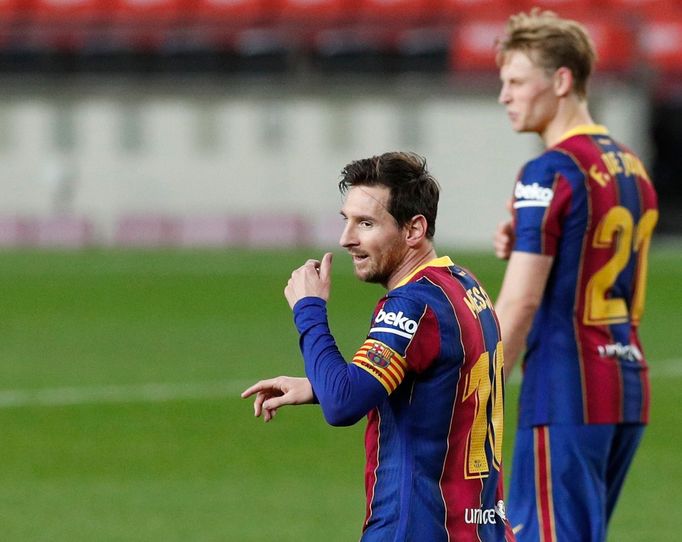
xmin=523 ymin=147 xmax=579 ymax=177
xmin=517 ymin=148 xmax=585 ymax=198
xmin=393 ymin=262 xmax=485 ymax=308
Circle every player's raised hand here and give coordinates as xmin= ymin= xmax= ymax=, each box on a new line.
xmin=284 ymin=252 xmax=333 ymax=309
xmin=241 ymin=376 xmax=314 ymax=422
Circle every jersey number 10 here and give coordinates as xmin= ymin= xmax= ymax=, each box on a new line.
xmin=462 ymin=341 xmax=504 ymax=479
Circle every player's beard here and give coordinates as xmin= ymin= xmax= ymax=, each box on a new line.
xmin=353 ymin=237 xmax=406 ymax=287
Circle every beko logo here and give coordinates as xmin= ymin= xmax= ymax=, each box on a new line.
xmin=374 ymin=310 xmax=418 ymax=334
xmin=370 ymin=309 xmax=418 ymax=339
xmin=513 ymin=181 xmax=554 ymax=208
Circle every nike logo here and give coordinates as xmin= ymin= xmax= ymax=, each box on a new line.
xmin=512 ymin=524 xmax=524 ymax=534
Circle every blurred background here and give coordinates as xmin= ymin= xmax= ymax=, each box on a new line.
xmin=0 ymin=0 xmax=680 ymax=248
xmin=0 ymin=1 xmax=681 ymax=541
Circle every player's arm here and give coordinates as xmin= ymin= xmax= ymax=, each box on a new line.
xmin=294 ymin=297 xmax=388 ymax=427
xmin=494 ymin=251 xmax=553 ymax=378
xmin=243 ymin=253 xmax=384 ymax=425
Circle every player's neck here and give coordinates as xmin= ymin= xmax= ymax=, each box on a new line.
xmin=386 ymin=245 xmax=438 ymax=291
xmin=541 ymin=99 xmax=594 ymax=148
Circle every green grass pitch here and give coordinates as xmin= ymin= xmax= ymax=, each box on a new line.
xmin=0 ymin=245 xmax=679 ymax=541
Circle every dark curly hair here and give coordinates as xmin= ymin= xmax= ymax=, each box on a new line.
xmin=338 ymin=151 xmax=440 ymax=239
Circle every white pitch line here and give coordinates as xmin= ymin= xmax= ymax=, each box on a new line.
xmin=0 ymin=359 xmax=678 ymax=409
xmin=0 ymin=380 xmax=257 ymax=409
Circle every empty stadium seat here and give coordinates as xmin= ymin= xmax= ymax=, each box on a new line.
xmin=509 ymin=0 xmax=595 ymax=15
xmin=177 ymin=0 xmax=290 ymax=73
xmin=640 ymin=16 xmax=682 ymax=74
xmin=449 ymin=17 xmax=506 ymax=71
xmin=275 ymin=0 xmax=357 ymax=24
xmin=583 ymin=18 xmax=636 ymax=72
xmin=606 ymin=0 xmax=680 ymax=19
xmin=441 ymin=0 xmax=510 ymax=18
xmin=191 ymin=0 xmax=277 ymax=27
xmin=23 ymin=0 xmax=106 ymax=25
xmin=356 ymin=0 xmax=442 ymax=23
xmin=108 ymin=0 xmax=183 ymax=25
xmin=0 ymin=0 xmax=22 ymax=22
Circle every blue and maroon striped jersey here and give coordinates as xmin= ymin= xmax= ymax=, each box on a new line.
xmin=352 ymin=256 xmax=514 ymax=542
xmin=511 ymin=124 xmax=658 ymax=427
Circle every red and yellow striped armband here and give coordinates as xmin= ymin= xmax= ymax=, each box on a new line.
xmin=352 ymin=339 xmax=408 ymax=394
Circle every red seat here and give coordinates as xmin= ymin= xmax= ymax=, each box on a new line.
xmin=640 ymin=16 xmax=682 ymax=74
xmin=450 ymin=17 xmax=506 ymax=71
xmin=606 ymin=0 xmax=680 ymax=19
xmin=0 ymin=0 xmax=22 ymax=22
xmin=582 ymin=18 xmax=635 ymax=72
xmin=441 ymin=0 xmax=510 ymax=19
xmin=356 ymin=0 xmax=442 ymax=23
xmin=19 ymin=0 xmax=107 ymax=51
xmin=275 ymin=0 xmax=357 ymax=24
xmin=191 ymin=0 xmax=276 ymax=25
xmin=23 ymin=0 xmax=106 ymax=24
xmin=107 ymin=0 xmax=183 ymax=25
xmin=509 ymin=0 xmax=595 ymax=15
xmin=98 ymin=0 xmax=186 ymax=53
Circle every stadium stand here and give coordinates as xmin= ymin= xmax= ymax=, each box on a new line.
xmin=449 ymin=17 xmax=506 ymax=72
xmin=640 ymin=15 xmax=682 ymax=75
xmin=583 ymin=17 xmax=637 ymax=73
xmin=0 ymin=0 xmax=680 ymax=76
xmin=441 ymin=0 xmax=510 ymax=17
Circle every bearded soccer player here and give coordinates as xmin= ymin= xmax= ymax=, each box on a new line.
xmin=493 ymin=10 xmax=658 ymax=542
xmin=243 ymin=152 xmax=515 ymax=541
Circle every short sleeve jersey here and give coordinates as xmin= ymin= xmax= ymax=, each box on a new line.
xmin=512 ymin=124 xmax=658 ymax=427
xmin=351 ymin=256 xmax=515 ymax=542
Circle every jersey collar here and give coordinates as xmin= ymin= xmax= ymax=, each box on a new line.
xmin=393 ymin=256 xmax=454 ymax=290
xmin=555 ymin=124 xmax=609 ymax=145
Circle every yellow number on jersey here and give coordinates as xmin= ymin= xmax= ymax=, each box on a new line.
xmin=462 ymin=341 xmax=504 ymax=479
xmin=584 ymin=207 xmax=658 ymax=325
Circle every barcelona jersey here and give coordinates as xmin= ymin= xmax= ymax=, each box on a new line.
xmin=511 ymin=124 xmax=658 ymax=427
xmin=350 ymin=257 xmax=514 ymax=542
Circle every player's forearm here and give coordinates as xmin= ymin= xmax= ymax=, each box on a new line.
xmin=494 ymin=296 xmax=538 ymax=378
xmin=293 ymin=297 xmax=386 ymax=426
xmin=495 ymin=251 xmax=553 ymax=377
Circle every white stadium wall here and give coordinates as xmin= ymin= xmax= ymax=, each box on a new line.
xmin=0 ymin=79 xmax=649 ymax=249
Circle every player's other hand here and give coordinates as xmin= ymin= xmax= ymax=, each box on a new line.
xmin=494 ymin=199 xmax=515 ymax=260
xmin=284 ymin=252 xmax=333 ymax=309
xmin=241 ymin=376 xmax=314 ymax=422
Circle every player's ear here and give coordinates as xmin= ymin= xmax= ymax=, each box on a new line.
xmin=405 ymin=215 xmax=428 ymax=246
xmin=554 ymin=66 xmax=573 ymax=97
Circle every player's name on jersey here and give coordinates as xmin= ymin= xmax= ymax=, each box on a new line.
xmin=463 ymin=286 xmax=493 ymax=319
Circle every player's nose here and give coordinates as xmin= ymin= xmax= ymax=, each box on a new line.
xmin=339 ymin=222 xmax=357 ymax=249
xmin=498 ymin=85 xmax=511 ymax=105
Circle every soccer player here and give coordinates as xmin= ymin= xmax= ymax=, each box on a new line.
xmin=493 ymin=10 xmax=659 ymax=542
xmin=242 ymin=152 xmax=516 ymax=541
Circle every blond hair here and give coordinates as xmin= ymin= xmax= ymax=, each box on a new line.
xmin=496 ymin=9 xmax=597 ymax=99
